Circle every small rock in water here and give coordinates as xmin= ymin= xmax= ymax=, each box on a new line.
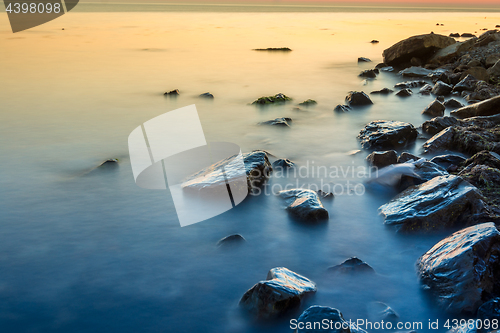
xmin=449 ymin=33 xmax=460 ymax=37
xmin=366 ymin=150 xmax=398 ymax=168
xmin=258 ymin=117 xmax=292 ymax=127
xmin=368 ymin=302 xmax=399 ymax=322
xmin=399 ymin=66 xmax=432 ymax=77
xmin=370 ymin=40 xmax=379 ymax=43
xmin=216 ymin=234 xmax=246 ymax=248
xmin=358 ymin=57 xmax=372 ymax=62
xmin=164 ymin=89 xmax=179 ymax=96
xmin=358 ymin=120 xmax=418 ymax=150
xmin=396 ymin=89 xmax=412 ymax=97
xmin=431 ymin=81 xmax=453 ymax=96
xmin=398 ymin=160 xmax=448 ymax=191
xmin=461 ymin=33 xmax=476 ymax=38
xmin=453 ymin=74 xmax=478 ymax=93
xmin=253 ymin=47 xmax=292 ymax=52
xmin=252 ymin=93 xmax=292 ymax=105
xmin=371 ymin=88 xmax=394 ymax=94
xmin=334 ymin=104 xmax=352 ymax=112
xmin=199 ymin=92 xmax=214 ymax=99
xmin=239 ymin=267 xmax=316 ymax=318
xmin=379 ymin=66 xmax=394 ymax=72
xmin=397 ymin=152 xmax=421 ymax=163
xmin=317 ymin=190 xmax=334 ymax=200
xmin=444 ymin=98 xmax=464 ymax=109
xmin=298 ymin=99 xmax=317 ymax=106
xmin=419 ymin=84 xmax=433 ymax=94
xmin=279 ymin=189 xmax=329 ymax=222
xmin=375 ymin=62 xmax=389 ymax=69
xmin=395 ymin=80 xmax=426 ymax=89
xmin=98 ymin=159 xmax=119 ymax=167
xmin=345 ymin=91 xmax=373 ymax=106
xmin=429 ymin=154 xmax=466 ymax=169
xmin=273 ymin=158 xmax=295 ymax=169
xmin=359 ymin=69 xmax=378 ymax=78
xmin=422 ymin=99 xmax=445 ymax=117
xmin=328 ymin=257 xmax=375 ymax=274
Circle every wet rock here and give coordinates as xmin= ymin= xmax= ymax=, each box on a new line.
xmin=461 ymin=33 xmax=476 ymax=38
xmin=460 ymin=161 xmax=500 ymax=207
xmin=444 ymin=98 xmax=464 ymax=109
xmin=416 ymin=223 xmax=500 ymax=313
xmin=317 ymin=190 xmax=334 ymax=200
xmin=449 ymin=33 xmax=460 ymax=37
xmin=396 ymin=89 xmax=413 ymax=97
xmin=98 ymin=158 xmax=118 ymax=167
xmin=380 ymin=66 xmax=394 ymax=72
xmin=475 ymin=30 xmax=500 ymax=47
xmin=398 ymin=152 xmax=421 ymax=163
xmin=293 ymin=306 xmax=352 ymax=333
xmin=370 ymin=40 xmax=379 ymax=44
xmin=462 ymin=67 xmax=489 ymax=82
xmin=240 ymin=267 xmax=317 ymax=318
xmin=279 ymin=189 xmax=329 ymax=222
xmin=164 ymin=89 xmax=179 ymax=96
xmin=419 ymin=84 xmax=433 ymax=94
xmin=379 ymin=175 xmax=485 ymax=233
xmin=422 ymin=116 xmax=460 ymax=136
xmin=453 ymin=74 xmax=478 ymax=93
xmin=451 ymin=96 xmax=500 ymax=118
xmin=199 ymin=92 xmax=214 ymax=99
xmin=429 ymin=38 xmax=476 ymax=65
xmin=358 ymin=57 xmax=372 ymax=62
xmin=477 ymin=298 xmax=500 ymax=322
xmin=328 ymin=257 xmax=375 ymax=274
xmin=217 ymin=234 xmax=246 ymax=248
xmin=358 ymin=120 xmax=418 ymax=150
xmin=253 ymin=47 xmax=292 ymax=52
xmin=359 ymin=69 xmax=378 ymax=78
xmin=258 ymin=117 xmax=292 ymax=127
xmin=422 ymin=99 xmax=445 ymax=117
xmin=422 ymin=127 xmax=455 ymax=153
xmin=432 ymin=81 xmax=453 ymax=96
xmin=430 ymin=154 xmax=467 ymax=169
xmin=399 ymin=66 xmax=432 ymax=77
xmin=383 ymin=33 xmax=456 ymax=66
xmin=366 ymin=150 xmax=398 ymax=168
xmin=399 ymin=160 xmax=448 ymax=191
xmin=461 ymin=151 xmax=500 ymax=170
xmin=273 ymin=158 xmax=295 ymax=169
xmin=334 ymin=104 xmax=352 ymax=113
xmin=371 ymin=88 xmax=394 ymax=94
xmin=488 ymin=59 xmax=500 ymax=78
xmin=368 ymin=302 xmax=399 ymax=322
xmin=468 ymin=59 xmax=483 ymax=68
xmin=299 ymin=99 xmax=317 ymax=106
xmin=252 ymin=93 xmax=292 ymax=105
xmin=437 ymin=96 xmax=445 ymax=103
xmin=486 ymin=55 xmax=500 ymax=68
xmin=345 ymin=91 xmax=373 ymax=106
xmin=375 ymin=62 xmax=389 ymax=69
xmin=395 ymin=80 xmax=426 ymax=89
xmin=183 ymin=150 xmax=272 ymax=192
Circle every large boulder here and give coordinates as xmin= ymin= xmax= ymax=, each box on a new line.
xmin=240 ymin=267 xmax=317 ymax=318
xmin=279 ymin=189 xmax=329 ymax=221
xmin=345 ymin=91 xmax=373 ymax=106
xmin=460 ymin=162 xmax=500 ymax=207
xmin=383 ymin=33 xmax=456 ymax=66
xmin=429 ymin=38 xmax=477 ymax=65
xmin=358 ymin=120 xmax=418 ymax=150
xmin=416 ymin=223 xmax=500 ymax=313
xmin=379 ymin=175 xmax=485 ymax=233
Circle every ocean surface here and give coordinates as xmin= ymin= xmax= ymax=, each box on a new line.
xmin=1 ymin=4 xmax=500 ymax=333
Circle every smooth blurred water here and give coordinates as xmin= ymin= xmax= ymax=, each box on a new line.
xmin=1 ymin=7 xmax=499 ymax=333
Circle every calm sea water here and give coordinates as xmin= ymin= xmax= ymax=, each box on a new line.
xmin=1 ymin=5 xmax=500 ymax=333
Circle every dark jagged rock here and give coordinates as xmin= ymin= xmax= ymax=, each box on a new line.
xmin=460 ymin=162 xmax=500 ymax=207
xmin=444 ymin=98 xmax=465 ymax=109
xmin=371 ymin=88 xmax=394 ymax=94
xmin=375 ymin=62 xmax=389 ymax=69
xmin=379 ymin=175 xmax=485 ymax=233
xmin=294 ymin=306 xmax=352 ymax=333
xmin=461 ymin=33 xmax=476 ymax=38
xmin=279 ymin=189 xmax=329 ymax=222
xmin=366 ymin=150 xmax=398 ymax=168
xmin=383 ymin=33 xmax=456 ymax=66
xmin=358 ymin=57 xmax=372 ymax=62
xmin=240 ymin=267 xmax=316 ymax=318
xmin=398 ymin=152 xmax=421 ymax=163
xmin=370 ymin=40 xmax=379 ymax=44
xmin=419 ymin=84 xmax=433 ymax=94
xmin=299 ymin=99 xmax=317 ymax=106
xmin=358 ymin=120 xmax=418 ymax=150
xmin=399 ymin=160 xmax=448 ymax=191
xmin=416 ymin=223 xmax=500 ymax=313
xmin=475 ymin=30 xmax=500 ymax=47
xmin=199 ymin=92 xmax=214 ymax=99
xmin=486 ymin=55 xmax=500 ymax=68
xmin=253 ymin=47 xmax=292 ymax=52
xmin=437 ymin=96 xmax=445 ymax=103
xmin=334 ymin=104 xmax=352 ymax=113
xmin=98 ymin=158 xmax=119 ymax=167
xmin=461 ymin=151 xmax=500 ymax=170
xmin=449 ymin=33 xmax=460 ymax=37
xmin=317 ymin=190 xmax=334 ymax=200
xmin=273 ymin=158 xmax=295 ymax=169
xmin=431 ymin=81 xmax=453 ymax=96
xmin=259 ymin=117 xmax=292 ymax=127
xmin=399 ymin=66 xmax=432 ymax=77
xmin=429 ymin=38 xmax=476 ymax=65
xmin=477 ymin=298 xmax=500 ymax=322
xmin=488 ymin=59 xmax=500 ymax=78
xmin=328 ymin=257 xmax=375 ymax=274
xmin=430 ymin=154 xmax=467 ymax=169
xmin=345 ymin=91 xmax=373 ymax=106
xmin=422 ymin=116 xmax=460 ymax=136
xmin=395 ymin=80 xmax=426 ymax=89
xmin=164 ymin=89 xmax=179 ymax=96
xmin=396 ymin=89 xmax=413 ymax=97
xmin=359 ymin=69 xmax=378 ymax=78
xmin=216 ymin=234 xmax=246 ymax=248
xmin=422 ymin=99 xmax=445 ymax=117
xmin=252 ymin=93 xmax=292 ymax=105
xmin=422 ymin=127 xmax=456 ymax=154
xmin=453 ymin=74 xmax=478 ymax=93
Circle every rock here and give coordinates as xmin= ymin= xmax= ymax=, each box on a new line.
xmin=358 ymin=57 xmax=371 ymax=62
xmin=487 ymin=59 xmax=500 ymax=78
xmin=182 ymin=150 xmax=272 ymax=192
xmin=475 ymin=30 xmax=500 ymax=47
xmin=371 ymin=88 xmax=394 ymax=94
xmin=293 ymin=306 xmax=352 ymax=333
xmin=240 ymin=267 xmax=317 ymax=318
xmin=299 ymin=99 xmax=317 ymax=106
xmin=419 ymin=84 xmax=433 ymax=94
xmin=486 ymin=55 xmax=500 ymax=68
xmin=253 ymin=47 xmax=292 ymax=52
xmin=477 ymin=298 xmax=500 ymax=322
xmin=252 ymin=93 xmax=292 ymax=105
xmin=451 ymin=96 xmax=500 ymax=118
xmin=368 ymin=302 xmax=399 ymax=322
xmin=164 ymin=89 xmax=179 ymax=96
xmin=398 ymin=152 xmax=421 ymax=163
xmin=460 ymin=162 xmax=500 ymax=207
xmin=449 ymin=33 xmax=460 ymax=37
xmin=422 ymin=116 xmax=460 ymax=135
xmin=366 ymin=150 xmax=398 ymax=168
xmin=454 ymin=74 xmax=478 ymax=93
xmin=461 ymin=151 xmax=500 ymax=170
xmin=273 ymin=158 xmax=295 ymax=169
xmin=328 ymin=257 xmax=375 ymax=274
xmin=358 ymin=120 xmax=418 ymax=150
xmin=216 ymin=234 xmax=246 ymax=248
xmin=279 ymin=189 xmax=329 ymax=221
xmin=317 ymin=190 xmax=334 ymax=200
xmin=334 ymin=104 xmax=352 ymax=112
xmin=396 ymin=89 xmax=412 ymax=97
xmin=462 ymin=67 xmax=489 ymax=82
xmin=454 ymin=126 xmax=500 ymax=155
xmin=422 ymin=127 xmax=455 ymax=153
xmin=416 ymin=223 xmax=500 ymax=313
xmin=345 ymin=91 xmax=373 ymax=106
xmin=383 ymin=33 xmax=456 ymax=66
xmin=444 ymin=98 xmax=464 ymax=109
xmin=468 ymin=59 xmax=483 ymax=68
xmin=98 ymin=158 xmax=118 ymax=167
xmin=359 ymin=69 xmax=378 ymax=78
xmin=399 ymin=66 xmax=432 ymax=77
xmin=375 ymin=62 xmax=389 ymax=69
xmin=430 ymin=154 xmax=467 ymax=169
xmin=410 ymin=57 xmax=423 ymax=66
xmin=370 ymin=40 xmax=379 ymax=44
xmin=461 ymin=33 xmax=476 ymax=38
xmin=437 ymin=96 xmax=445 ymax=103
xmin=422 ymin=99 xmax=445 ymax=117
xmin=199 ymin=92 xmax=214 ymax=99
xmin=380 ymin=66 xmax=394 ymax=72
xmin=395 ymin=80 xmax=426 ymax=89
xmin=431 ymin=81 xmax=453 ymax=95
xmin=258 ymin=117 xmax=292 ymax=127
xmin=399 ymin=160 xmax=448 ymax=191
xmin=429 ymin=38 xmax=476 ymax=65
xmin=379 ymin=175 xmax=485 ymax=233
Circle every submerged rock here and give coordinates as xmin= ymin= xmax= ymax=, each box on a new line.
xmin=199 ymin=92 xmax=214 ymax=99
xmin=430 ymin=154 xmax=467 ymax=169
xmin=379 ymin=175 xmax=485 ymax=233
xmin=398 ymin=152 xmax=421 ymax=163
xmin=294 ymin=306 xmax=352 ymax=333
xmin=416 ymin=223 xmax=500 ymax=313
xmin=164 ymin=89 xmax=180 ymax=96
xmin=399 ymin=66 xmax=432 ymax=77
xmin=371 ymin=88 xmax=394 ymax=94
xmin=419 ymin=84 xmax=433 ymax=95
xmin=252 ymin=93 xmax=292 ymax=105
xmin=345 ymin=91 xmax=373 ymax=106
xmin=395 ymin=80 xmax=427 ymax=89
xmin=253 ymin=47 xmax=292 ymax=52
xmin=398 ymin=160 xmax=448 ymax=191
xmin=98 ymin=158 xmax=119 ymax=167
xmin=396 ymin=89 xmax=413 ymax=97
xmin=258 ymin=117 xmax=292 ymax=127
xmin=444 ymin=98 xmax=464 ymax=109
xmin=461 ymin=33 xmax=476 ymax=38
xmin=359 ymin=69 xmax=378 ymax=78
xmin=367 ymin=302 xmax=399 ymax=322
xmin=366 ymin=150 xmax=398 ymax=168
xmin=239 ymin=267 xmax=316 ymax=318
xmin=358 ymin=120 xmax=418 ymax=150
xmin=273 ymin=158 xmax=295 ymax=169
xmin=358 ymin=57 xmax=372 ymax=62
xmin=279 ymin=189 xmax=329 ymax=222
xmin=216 ymin=234 xmax=246 ymax=248
xmin=299 ymin=99 xmax=317 ymax=106
xmin=334 ymin=104 xmax=352 ymax=113
xmin=422 ymin=99 xmax=445 ymax=117
xmin=327 ymin=257 xmax=375 ymax=274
